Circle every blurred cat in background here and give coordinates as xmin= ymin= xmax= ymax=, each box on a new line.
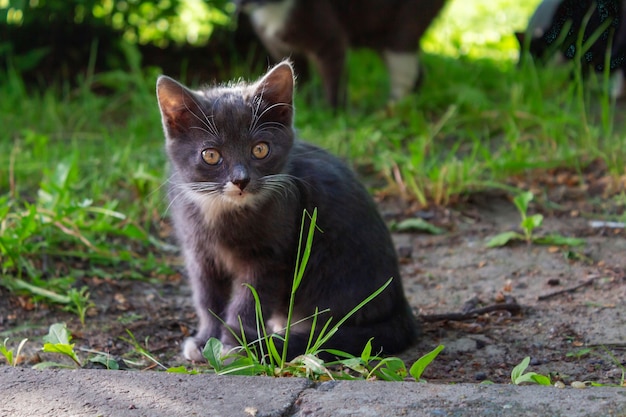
xmin=235 ymin=0 xmax=447 ymax=107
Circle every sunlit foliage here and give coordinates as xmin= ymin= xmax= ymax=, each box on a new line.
xmin=0 ymin=0 xmax=233 ymax=46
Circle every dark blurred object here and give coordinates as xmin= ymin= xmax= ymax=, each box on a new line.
xmin=515 ymin=0 xmax=626 ymax=98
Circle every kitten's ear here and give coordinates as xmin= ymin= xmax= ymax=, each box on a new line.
xmin=253 ymin=61 xmax=294 ymax=119
xmin=156 ymin=75 xmax=202 ymax=136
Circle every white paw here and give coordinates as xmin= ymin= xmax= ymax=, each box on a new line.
xmin=182 ymin=337 xmax=205 ymax=361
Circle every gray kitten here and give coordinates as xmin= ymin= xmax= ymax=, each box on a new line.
xmin=156 ymin=61 xmax=418 ymax=361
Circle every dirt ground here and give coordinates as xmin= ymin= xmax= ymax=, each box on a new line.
xmin=1 ymin=190 xmax=625 ymax=385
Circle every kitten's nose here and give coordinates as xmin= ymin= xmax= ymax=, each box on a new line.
xmin=231 ymin=165 xmax=250 ymax=190
xmin=232 ymin=177 xmax=250 ymax=190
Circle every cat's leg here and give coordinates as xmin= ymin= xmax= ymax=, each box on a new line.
xmin=220 ymin=276 xmax=271 ymax=352
xmin=383 ymin=51 xmax=420 ymax=102
xmin=286 ymin=0 xmax=347 ymax=107
xmin=219 ymin=270 xmax=291 ymax=357
xmin=182 ymin=257 xmax=228 ymax=361
xmin=309 ymin=45 xmax=348 ymax=108
xmin=382 ymin=0 xmax=446 ymax=101
xmin=220 ymin=283 xmax=258 ymax=351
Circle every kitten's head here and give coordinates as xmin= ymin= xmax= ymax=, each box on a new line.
xmin=156 ymin=61 xmax=295 ymax=215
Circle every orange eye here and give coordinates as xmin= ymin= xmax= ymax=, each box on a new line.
xmin=252 ymin=142 xmax=270 ymax=159
xmin=201 ymin=148 xmax=221 ymax=165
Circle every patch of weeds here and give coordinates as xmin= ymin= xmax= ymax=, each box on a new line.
xmin=27 ymin=323 xmax=162 ymax=371
xmin=516 ymin=347 xmax=623 ymax=388
xmin=562 ymin=249 xmax=594 ymax=264
xmin=511 ymin=356 xmax=552 ymax=386
xmin=195 ymin=337 xmax=445 ymax=383
xmin=120 ymin=329 xmax=168 ymax=370
xmin=326 ymin=340 xmax=409 ymax=381
xmin=0 ymin=337 xmax=28 ymax=366
xmin=87 ymin=353 xmax=122 ymax=370
xmin=487 ymin=191 xmax=586 ymax=248
xmin=3 ymin=275 xmax=94 ymax=326
xmin=579 ymin=347 xmax=626 ymax=388
xmin=66 ymin=287 xmax=96 ymax=325
xmin=390 ymin=218 xmax=445 ymax=235
xmin=117 ymin=312 xmax=144 ymax=325
xmin=34 ymin=323 xmax=82 ymax=369
xmin=566 ymin=347 xmax=593 ymax=359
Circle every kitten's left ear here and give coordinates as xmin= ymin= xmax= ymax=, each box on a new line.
xmin=156 ymin=75 xmax=202 ymax=136
xmin=253 ymin=61 xmax=295 ymax=112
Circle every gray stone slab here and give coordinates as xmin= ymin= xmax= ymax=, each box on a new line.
xmin=1 ymin=367 xmax=625 ymax=417
xmin=294 ymin=380 xmax=626 ymax=417
xmin=0 ymin=367 xmax=312 ymax=417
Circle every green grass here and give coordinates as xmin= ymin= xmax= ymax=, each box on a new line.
xmin=0 ymin=44 xmax=173 ymax=309
xmin=300 ymin=47 xmax=624 ymax=206
xmin=1 ymin=0 xmax=626 ymax=321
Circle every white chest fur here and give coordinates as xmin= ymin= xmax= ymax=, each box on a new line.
xmin=249 ymin=0 xmax=295 ymax=39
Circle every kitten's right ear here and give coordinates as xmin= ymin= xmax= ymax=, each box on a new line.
xmin=156 ymin=75 xmax=201 ymax=136
xmin=255 ymin=61 xmax=294 ymax=101
xmin=253 ymin=61 xmax=295 ymax=119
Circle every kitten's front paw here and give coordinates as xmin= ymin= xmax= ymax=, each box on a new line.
xmin=182 ymin=337 xmax=206 ymax=362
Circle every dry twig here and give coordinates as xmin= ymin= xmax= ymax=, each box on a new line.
xmin=537 ymin=276 xmax=598 ymax=301
xmin=420 ymin=301 xmax=522 ymax=323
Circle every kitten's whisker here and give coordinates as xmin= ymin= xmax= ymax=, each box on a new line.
xmin=149 ymin=172 xmax=178 ymax=200
xmin=163 ymin=188 xmax=187 ymax=218
xmin=190 ymin=126 xmax=218 ymax=136
xmin=251 ymin=122 xmax=289 ymax=136
xmin=249 ymin=98 xmax=293 ymax=134
xmin=180 ymin=92 xmax=220 ymax=137
xmin=191 ymin=94 xmax=220 ymax=137
xmin=201 ymin=113 xmax=219 ymax=137
xmin=163 ymin=180 xmax=223 ymax=219
xmin=185 ymin=181 xmax=222 ymax=194
xmin=152 ymin=174 xmax=187 ymax=221
xmin=257 ymin=101 xmax=293 ymax=120
xmin=262 ymin=174 xmax=300 ymax=201
xmin=249 ymin=95 xmax=264 ymax=133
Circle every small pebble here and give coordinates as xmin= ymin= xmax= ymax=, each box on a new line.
xmin=571 ymin=381 xmax=587 ymax=389
xmin=554 ymin=381 xmax=565 ymax=389
xmin=397 ymin=245 xmax=413 ymax=259
xmin=474 ymin=371 xmax=488 ymax=381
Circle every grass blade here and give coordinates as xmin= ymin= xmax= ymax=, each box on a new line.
xmin=409 ymin=344 xmax=445 ymax=381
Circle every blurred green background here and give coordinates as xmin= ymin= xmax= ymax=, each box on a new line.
xmin=1 ymin=0 xmax=540 ymax=84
